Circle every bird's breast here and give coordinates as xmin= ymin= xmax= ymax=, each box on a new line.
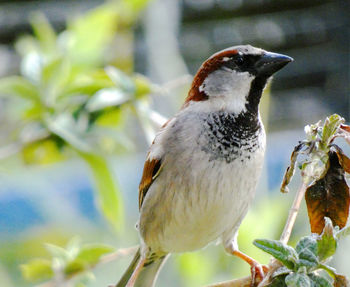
xmin=139 ymin=110 xmax=266 ymax=254
xmin=198 ymin=110 xmax=263 ymax=163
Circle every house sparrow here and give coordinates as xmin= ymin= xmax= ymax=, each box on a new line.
xmin=116 ymin=45 xmax=293 ymax=287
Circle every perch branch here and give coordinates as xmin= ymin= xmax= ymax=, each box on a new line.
xmin=258 ymin=182 xmax=308 ymax=287
xmin=280 ymin=182 xmax=308 ymax=244
xmin=206 ymin=276 xmax=252 ymax=287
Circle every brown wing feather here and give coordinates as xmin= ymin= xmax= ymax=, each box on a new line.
xmin=139 ymin=120 xmax=171 ymax=209
xmin=138 ymin=157 xmax=162 ymax=209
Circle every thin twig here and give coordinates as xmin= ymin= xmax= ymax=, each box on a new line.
xmin=206 ymin=276 xmax=252 ymax=287
xmin=258 ymin=182 xmax=308 ymax=287
xmin=99 ymin=245 xmax=139 ymax=265
xmin=159 ymin=74 xmax=192 ymax=93
xmin=280 ymin=182 xmax=308 ymax=244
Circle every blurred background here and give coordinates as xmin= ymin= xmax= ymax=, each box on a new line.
xmin=0 ymin=0 xmax=349 ymax=286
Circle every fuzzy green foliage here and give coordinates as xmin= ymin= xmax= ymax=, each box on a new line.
xmin=254 ymin=218 xmax=349 ymax=287
xmin=0 ymin=0 xmax=153 ymax=231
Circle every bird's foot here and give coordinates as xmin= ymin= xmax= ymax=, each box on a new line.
xmin=226 ymin=248 xmax=268 ymax=287
xmin=249 ymin=261 xmax=269 ymax=286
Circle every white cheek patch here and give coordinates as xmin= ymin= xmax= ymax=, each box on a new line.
xmin=200 ymin=69 xmax=254 ymax=114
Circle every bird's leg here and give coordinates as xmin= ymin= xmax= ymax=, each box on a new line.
xmin=225 ymin=244 xmax=268 ymax=286
xmin=233 ymin=250 xmax=267 ymax=283
xmin=126 ymin=256 xmax=146 ymax=287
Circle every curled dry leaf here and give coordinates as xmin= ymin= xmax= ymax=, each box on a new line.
xmin=333 ymin=146 xmax=350 ymax=174
xmin=334 ymin=274 xmax=350 ymax=287
xmin=340 ymin=124 xmax=350 ymax=133
xmin=305 ymin=148 xmax=350 ymax=234
xmin=280 ymin=142 xmax=305 ymax=193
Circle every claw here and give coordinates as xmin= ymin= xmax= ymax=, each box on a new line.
xmin=250 ymin=262 xmax=266 ymax=286
xmin=225 ymin=248 xmax=268 ymax=287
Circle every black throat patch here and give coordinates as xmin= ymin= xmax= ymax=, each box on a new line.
xmin=199 ymin=110 xmax=262 ymax=163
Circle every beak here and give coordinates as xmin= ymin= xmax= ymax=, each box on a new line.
xmin=255 ymin=52 xmax=293 ymax=76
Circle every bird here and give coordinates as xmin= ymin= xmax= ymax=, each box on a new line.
xmin=115 ymin=44 xmax=293 ymax=287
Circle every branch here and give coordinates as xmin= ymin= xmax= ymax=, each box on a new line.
xmin=206 ymin=276 xmax=252 ymax=287
xmin=258 ymin=182 xmax=308 ymax=287
xmin=280 ymin=182 xmax=308 ymax=244
xmin=99 ymin=246 xmax=139 ymax=265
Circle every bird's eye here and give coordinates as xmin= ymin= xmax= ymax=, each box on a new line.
xmin=222 ymin=55 xmax=244 ymax=70
xmin=234 ymin=55 xmax=244 ymax=66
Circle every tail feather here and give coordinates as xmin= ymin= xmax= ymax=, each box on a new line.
xmin=116 ymin=248 xmax=168 ymax=287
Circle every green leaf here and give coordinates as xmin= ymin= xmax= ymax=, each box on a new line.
xmin=253 ymin=239 xmax=298 ymax=270
xmin=309 ymin=273 xmax=333 ymax=287
xmin=267 ymin=275 xmax=288 ymax=287
xmin=46 ymin=114 xmax=92 ymax=152
xmin=66 ymin=5 xmax=118 ymax=67
xmin=121 ymin=0 xmax=152 ymax=15
xmin=0 ymin=76 xmax=39 ymax=101
xmin=133 ymin=74 xmax=152 ymax=99
xmin=86 ymin=88 xmax=130 ymax=112
xmin=29 ymin=12 xmax=57 ymax=53
xmin=95 ymin=109 xmax=124 ymax=127
xmin=41 ymin=57 xmax=71 ymax=104
xmin=21 ymin=258 xmax=54 ymax=282
xmin=22 ymin=139 xmax=66 ymax=165
xmin=273 ymin=266 xmax=292 ymax=278
xmin=76 ymin=244 xmax=114 ymax=265
xmin=105 ymin=66 xmax=135 ymax=94
xmin=87 ymin=127 xmax=134 ymax=154
xmin=64 ymin=259 xmax=86 ymax=278
xmin=45 ymin=243 xmax=69 ymax=263
xmin=285 ymin=272 xmax=311 ymax=287
xmin=297 ymin=250 xmax=318 ymax=268
xmin=65 ymin=236 xmax=81 ymax=258
xmin=79 ymin=153 xmax=124 ymax=231
xmin=317 ymin=218 xmax=337 ymax=261
xmin=41 ymin=57 xmax=69 ymax=85
xmin=22 ymin=102 xmax=45 ymax=120
xmin=296 ymin=236 xmax=318 ymax=255
xmin=321 ymin=114 xmax=344 ymax=147
xmin=318 ymin=264 xmax=337 ymax=278
xmin=62 ymin=75 xmax=114 ymax=97
xmin=295 ymin=236 xmax=319 ymax=268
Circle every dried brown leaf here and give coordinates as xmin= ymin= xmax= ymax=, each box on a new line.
xmin=280 ymin=142 xmax=305 ymax=193
xmin=340 ymin=124 xmax=350 ymax=133
xmin=334 ymin=147 xmax=350 ymax=174
xmin=305 ymin=149 xmax=350 ymax=234
xmin=334 ymin=274 xmax=350 ymax=287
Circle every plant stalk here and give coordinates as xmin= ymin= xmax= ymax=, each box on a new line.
xmin=257 ymin=182 xmax=308 ymax=287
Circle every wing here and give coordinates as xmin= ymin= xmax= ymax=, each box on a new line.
xmin=138 ymin=120 xmax=172 ymax=209
xmin=138 ymin=156 xmax=163 ymax=209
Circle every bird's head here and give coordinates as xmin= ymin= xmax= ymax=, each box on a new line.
xmin=184 ymin=45 xmax=293 ymax=114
